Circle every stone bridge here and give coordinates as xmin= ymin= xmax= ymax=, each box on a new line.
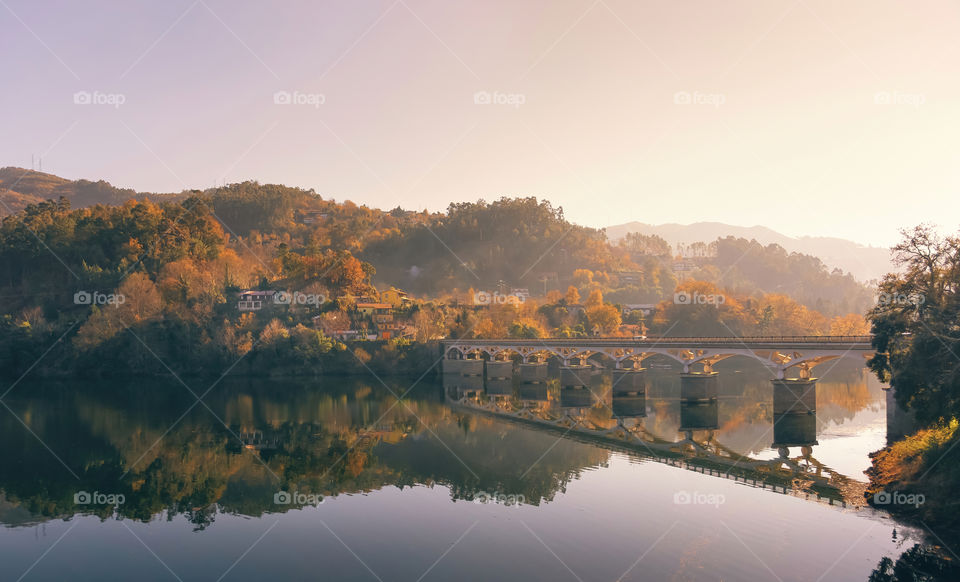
xmin=441 ymin=336 xmax=874 ymax=380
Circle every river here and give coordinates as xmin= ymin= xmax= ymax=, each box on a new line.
xmin=0 ymin=360 xmax=932 ymax=581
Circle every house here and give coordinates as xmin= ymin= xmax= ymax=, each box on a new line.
xmin=342 ymin=293 xmax=378 ymax=305
xmin=376 ymin=322 xmax=411 ymax=341
xmin=298 ymin=210 xmax=329 ymax=224
xmin=311 ymin=314 xmax=360 ymax=341
xmin=616 ymin=270 xmax=644 ymax=286
xmin=356 ymin=303 xmax=394 ymax=322
xmin=238 ymin=290 xmax=278 ymax=311
xmin=619 ymin=324 xmax=642 ymax=336
xmin=380 ymin=288 xmax=412 ymax=308
xmin=622 ymin=303 xmax=656 ymax=317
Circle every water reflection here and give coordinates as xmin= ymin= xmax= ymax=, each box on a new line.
xmin=0 ymin=378 xmax=613 ymax=528
xmin=444 ymin=361 xmax=877 ymax=507
xmin=0 ymin=363 xmax=943 ymax=582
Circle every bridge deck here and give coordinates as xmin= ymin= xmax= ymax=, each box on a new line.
xmin=442 ymin=336 xmax=873 ymax=350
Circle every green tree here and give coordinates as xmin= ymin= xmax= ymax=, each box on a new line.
xmin=867 ymin=225 xmax=960 ymax=426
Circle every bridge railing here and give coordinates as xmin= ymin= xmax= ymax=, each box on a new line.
xmin=443 ymin=335 xmax=873 ymax=345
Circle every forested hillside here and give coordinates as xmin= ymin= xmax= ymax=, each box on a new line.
xmin=0 ymin=175 xmax=879 ymax=377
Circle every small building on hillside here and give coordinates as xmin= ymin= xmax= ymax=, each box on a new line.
xmin=376 ymin=322 xmax=411 ymax=341
xmin=357 ymin=303 xmax=394 ymax=323
xmin=622 ymin=303 xmax=656 ymax=317
xmin=341 ymin=293 xmax=378 ymax=305
xmin=380 ymin=288 xmax=412 ymax=308
xmin=311 ymin=314 xmax=360 ymax=341
xmin=238 ymin=290 xmax=278 ymax=311
xmin=298 ymin=210 xmax=329 ymax=224
xmin=616 ymin=270 xmax=645 ymax=286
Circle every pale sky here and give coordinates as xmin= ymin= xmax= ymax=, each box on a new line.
xmin=2 ymin=0 xmax=958 ymax=247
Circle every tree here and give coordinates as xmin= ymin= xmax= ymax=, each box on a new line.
xmin=564 ymin=286 xmax=580 ymax=305
xmin=584 ymin=289 xmax=603 ymax=309
xmin=585 ymin=303 xmax=621 ymax=335
xmin=620 ymin=232 xmax=671 ymax=258
xmin=572 ymin=269 xmax=593 ymax=287
xmin=867 ymin=225 xmax=960 ymax=426
xmin=829 ymin=313 xmax=869 ymax=335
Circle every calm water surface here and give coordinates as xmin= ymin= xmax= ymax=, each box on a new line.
xmin=0 ymin=361 xmax=925 ymax=581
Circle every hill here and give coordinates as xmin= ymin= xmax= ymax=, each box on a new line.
xmin=0 ymin=167 xmax=182 ymax=214
xmin=605 ymin=221 xmax=891 ymax=283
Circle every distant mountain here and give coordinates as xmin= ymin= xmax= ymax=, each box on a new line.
xmin=0 ymin=167 xmax=182 ymax=215
xmin=605 ymin=221 xmax=891 ymax=283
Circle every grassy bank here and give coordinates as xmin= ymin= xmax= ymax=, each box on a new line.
xmin=866 ymin=420 xmax=960 ymax=536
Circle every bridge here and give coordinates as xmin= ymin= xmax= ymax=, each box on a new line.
xmin=441 ymin=335 xmax=874 ymax=380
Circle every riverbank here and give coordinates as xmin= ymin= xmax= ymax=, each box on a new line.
xmin=1 ymin=327 xmax=443 ymax=379
xmin=866 ymin=421 xmax=960 ymax=540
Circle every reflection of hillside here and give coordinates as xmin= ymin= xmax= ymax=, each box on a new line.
xmin=377 ymin=413 xmax=609 ymax=505
xmin=0 ymin=379 xmax=611 ymax=528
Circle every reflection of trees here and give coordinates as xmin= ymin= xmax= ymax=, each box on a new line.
xmin=0 ymin=377 xmax=608 ymax=528
xmin=867 ymin=543 xmax=960 ymax=581
xmin=377 ymin=412 xmax=608 ymax=505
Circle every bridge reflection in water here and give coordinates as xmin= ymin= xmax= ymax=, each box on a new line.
xmin=442 ymin=356 xmax=867 ymax=508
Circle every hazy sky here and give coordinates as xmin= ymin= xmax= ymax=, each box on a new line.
xmin=2 ymin=0 xmax=958 ymax=247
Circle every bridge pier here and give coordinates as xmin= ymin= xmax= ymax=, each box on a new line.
xmin=680 ymin=399 xmax=719 ymax=431
xmin=486 ymin=377 xmax=513 ymax=396
xmin=612 ymin=393 xmax=646 ymax=418
xmin=520 ymin=362 xmax=548 ymax=383
xmin=772 ymin=411 xmax=818 ymax=451
xmin=560 ymin=385 xmax=594 ymax=409
xmin=612 ymin=368 xmax=646 ymax=396
xmin=680 ymin=372 xmax=719 ymax=402
xmin=560 ymin=365 xmax=591 ymax=387
xmin=772 ymin=379 xmax=816 ymax=414
xmin=442 ymin=358 xmax=465 ymax=375
xmin=519 ymin=384 xmax=549 ymax=402
xmin=443 ymin=357 xmax=484 ymax=376
xmin=486 ymin=360 xmax=514 ymax=380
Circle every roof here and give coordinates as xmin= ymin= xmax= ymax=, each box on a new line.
xmin=239 ymin=290 xmax=277 ymax=297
